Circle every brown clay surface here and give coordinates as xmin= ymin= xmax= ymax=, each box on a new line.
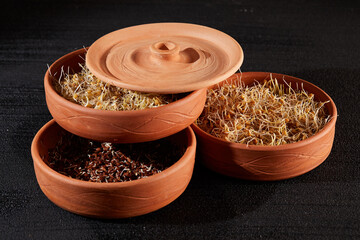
xmin=31 ymin=120 xmax=196 ymax=218
xmin=44 ymin=48 xmax=206 ymax=143
xmin=86 ymin=23 xmax=244 ymax=93
xmin=192 ymin=72 xmax=338 ymax=181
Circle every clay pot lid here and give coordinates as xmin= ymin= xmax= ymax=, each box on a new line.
xmin=86 ymin=23 xmax=244 ymax=94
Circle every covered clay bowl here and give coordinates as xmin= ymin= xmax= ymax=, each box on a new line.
xmin=31 ymin=119 xmax=196 ymax=218
xmin=192 ymin=72 xmax=337 ymax=181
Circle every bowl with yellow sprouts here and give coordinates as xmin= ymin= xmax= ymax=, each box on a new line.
xmin=192 ymin=72 xmax=337 ymax=181
xmin=44 ymin=48 xmax=206 ymax=143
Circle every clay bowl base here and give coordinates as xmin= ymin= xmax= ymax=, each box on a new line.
xmin=192 ymin=72 xmax=337 ymax=181
xmin=31 ymin=120 xmax=196 ymax=218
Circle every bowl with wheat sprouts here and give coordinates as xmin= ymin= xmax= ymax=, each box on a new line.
xmin=31 ymin=119 xmax=196 ymax=218
xmin=44 ymin=48 xmax=206 ymax=143
xmin=192 ymin=72 xmax=337 ymax=181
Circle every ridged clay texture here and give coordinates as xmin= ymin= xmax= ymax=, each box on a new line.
xmin=31 ymin=120 xmax=196 ymax=218
xmin=44 ymin=48 xmax=206 ymax=143
xmin=86 ymin=23 xmax=244 ymax=94
xmin=192 ymin=72 xmax=337 ymax=181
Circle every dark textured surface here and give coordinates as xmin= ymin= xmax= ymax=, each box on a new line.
xmin=1 ymin=0 xmax=359 ymax=239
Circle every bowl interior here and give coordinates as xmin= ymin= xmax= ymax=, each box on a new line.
xmin=193 ymin=72 xmax=337 ymax=151
xmin=35 ymin=122 xmax=64 ymax=163
xmin=33 ymin=120 xmax=191 ymax=179
xmin=48 ymin=50 xmax=86 ymax=85
xmin=214 ymin=72 xmax=336 ymax=118
xmin=45 ymin=48 xmax=196 ymax=112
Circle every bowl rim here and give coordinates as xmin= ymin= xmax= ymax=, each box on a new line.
xmin=31 ymin=119 xmax=196 ymax=189
xmin=192 ymin=72 xmax=338 ymax=151
xmin=44 ymin=47 xmax=206 ymax=117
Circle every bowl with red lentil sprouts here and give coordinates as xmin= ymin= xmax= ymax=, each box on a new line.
xmin=44 ymin=48 xmax=207 ymax=143
xmin=192 ymin=72 xmax=337 ymax=181
xmin=31 ymin=119 xmax=196 ymax=218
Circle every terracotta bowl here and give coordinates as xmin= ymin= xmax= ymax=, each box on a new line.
xmin=44 ymin=48 xmax=206 ymax=143
xmin=192 ymin=72 xmax=338 ymax=181
xmin=31 ymin=119 xmax=196 ymax=218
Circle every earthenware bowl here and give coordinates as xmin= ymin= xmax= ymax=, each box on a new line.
xmin=192 ymin=72 xmax=337 ymax=181
xmin=31 ymin=119 xmax=196 ymax=218
xmin=44 ymin=48 xmax=206 ymax=143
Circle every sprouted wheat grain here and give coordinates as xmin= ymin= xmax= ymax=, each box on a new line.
xmin=196 ymin=75 xmax=330 ymax=146
xmin=53 ymin=64 xmax=183 ymax=110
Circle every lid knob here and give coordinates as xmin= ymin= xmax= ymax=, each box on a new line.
xmin=150 ymin=41 xmax=180 ymax=61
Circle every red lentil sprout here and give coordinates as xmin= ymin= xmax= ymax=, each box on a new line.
xmin=45 ymin=131 xmax=185 ymax=183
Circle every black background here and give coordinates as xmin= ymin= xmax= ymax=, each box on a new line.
xmin=1 ymin=0 xmax=359 ymax=239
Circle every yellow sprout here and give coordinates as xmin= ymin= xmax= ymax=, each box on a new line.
xmin=53 ymin=63 xmax=183 ymax=111
xmin=196 ymin=76 xmax=330 ymax=146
